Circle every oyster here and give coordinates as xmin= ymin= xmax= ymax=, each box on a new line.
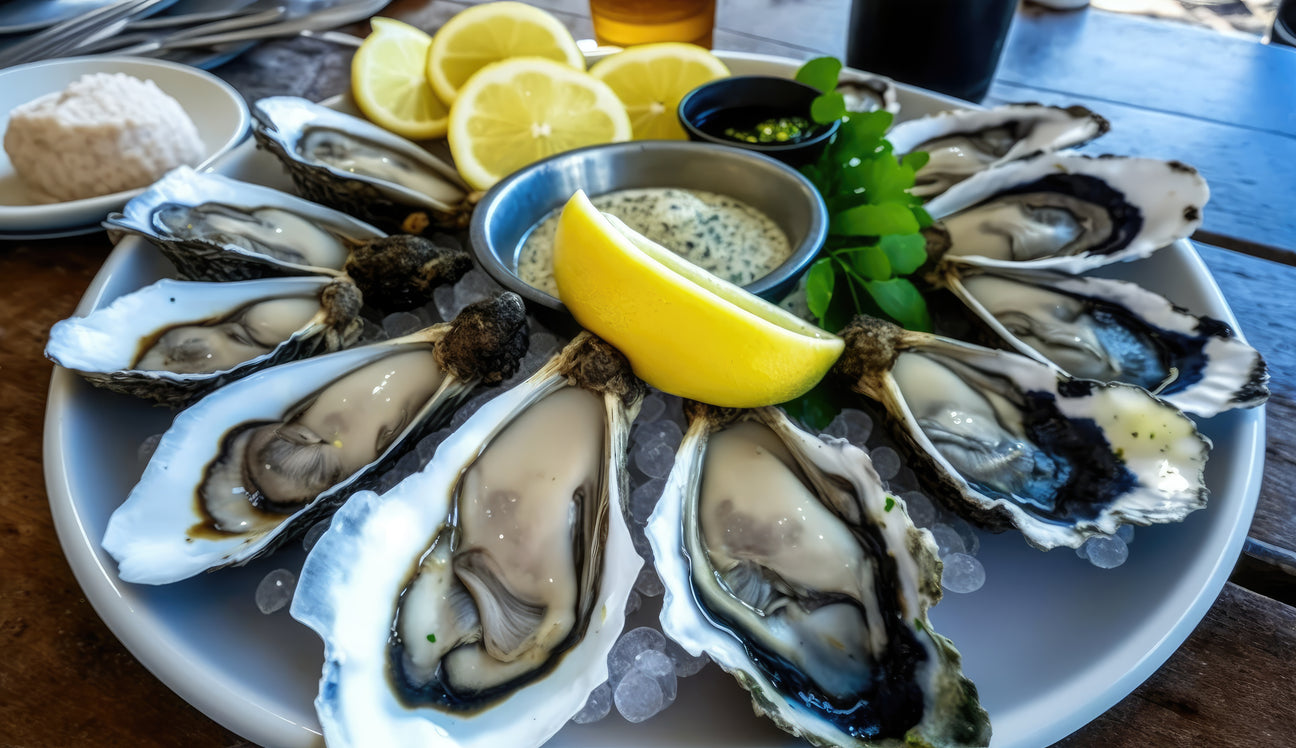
xmin=834 ymin=315 xmax=1211 ymax=550
xmin=647 ymin=403 xmax=991 ymax=747
xmin=106 ymin=167 xmax=472 ymax=311
xmin=888 ymin=104 xmax=1110 ymax=198
xmin=923 ymin=154 xmax=1209 ymax=273
xmin=46 ymin=275 xmax=362 ymax=407
xmin=837 ymin=69 xmax=900 ymax=114
xmin=252 ymin=96 xmax=474 ymax=234
xmin=291 ymin=333 xmax=644 ymax=748
xmin=930 ymin=264 xmax=1269 ymax=417
xmin=102 ymin=294 xmax=528 ymax=584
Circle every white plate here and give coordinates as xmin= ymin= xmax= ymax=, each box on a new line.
xmin=43 ymin=51 xmax=1264 ymax=748
xmin=0 ymin=55 xmax=250 ymax=233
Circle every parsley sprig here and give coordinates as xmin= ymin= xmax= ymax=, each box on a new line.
xmin=794 ymin=57 xmax=933 ymax=333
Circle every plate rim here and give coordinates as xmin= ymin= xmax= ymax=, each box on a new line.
xmin=41 ymin=48 xmax=1265 ymax=748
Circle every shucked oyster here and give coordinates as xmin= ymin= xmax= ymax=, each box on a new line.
xmin=647 ymin=404 xmax=990 ymax=747
xmin=291 ymin=333 xmax=644 ymax=748
xmin=929 ymin=264 xmax=1269 ymax=417
xmin=888 ymin=103 xmax=1110 ymax=198
xmin=46 ymin=276 xmax=362 ymax=407
xmin=834 ymin=316 xmax=1210 ymax=550
xmin=106 ymin=167 xmax=472 ymax=312
xmin=253 ymin=96 xmax=475 ymax=235
xmin=922 ymin=153 xmax=1209 ymax=274
xmin=102 ymin=294 xmax=528 ymax=584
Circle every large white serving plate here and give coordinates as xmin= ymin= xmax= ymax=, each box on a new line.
xmin=44 ymin=51 xmax=1264 ymax=748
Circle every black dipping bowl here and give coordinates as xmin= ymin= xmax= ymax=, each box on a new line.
xmin=677 ymin=75 xmax=840 ymax=167
xmin=470 ymin=140 xmax=828 ymax=327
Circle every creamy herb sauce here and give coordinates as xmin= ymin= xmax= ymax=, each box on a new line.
xmin=517 ymin=188 xmax=791 ymax=297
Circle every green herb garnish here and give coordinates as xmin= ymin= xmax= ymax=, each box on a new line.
xmin=794 ymin=56 xmax=932 ymax=333
xmin=426 ymin=633 xmax=437 ymax=643
xmin=885 ymin=496 xmax=896 ymax=512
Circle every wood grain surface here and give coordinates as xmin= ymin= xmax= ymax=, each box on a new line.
xmin=1 ymin=1 xmax=1294 ymax=747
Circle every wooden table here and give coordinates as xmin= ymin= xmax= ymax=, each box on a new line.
xmin=2 ymin=1 xmax=1294 ymax=746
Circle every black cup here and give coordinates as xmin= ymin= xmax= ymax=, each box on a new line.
xmin=677 ymin=75 xmax=840 ymax=167
xmin=845 ymin=0 xmax=1018 ymax=102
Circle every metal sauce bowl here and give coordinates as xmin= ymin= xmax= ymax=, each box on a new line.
xmin=470 ymin=140 xmax=828 ymax=327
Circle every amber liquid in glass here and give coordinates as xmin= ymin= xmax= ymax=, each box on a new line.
xmin=589 ymin=0 xmax=717 ymax=48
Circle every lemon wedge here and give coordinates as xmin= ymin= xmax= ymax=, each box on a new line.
xmin=590 ymin=43 xmax=730 ymax=140
xmin=350 ymin=17 xmax=449 ymax=140
xmin=426 ymin=1 xmax=585 ymax=105
xmin=447 ymin=58 xmax=632 ymax=191
xmin=553 ymin=190 xmax=843 ymax=408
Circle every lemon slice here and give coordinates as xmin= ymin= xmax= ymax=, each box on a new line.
xmin=590 ymin=43 xmax=730 ymax=140
xmin=553 ymin=190 xmax=843 ymax=408
xmin=426 ymin=1 xmax=585 ymax=105
xmin=350 ymin=17 xmax=449 ymax=140
xmin=447 ymin=58 xmax=632 ymax=191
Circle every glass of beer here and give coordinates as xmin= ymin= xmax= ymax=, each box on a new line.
xmin=589 ymin=0 xmax=717 ymax=48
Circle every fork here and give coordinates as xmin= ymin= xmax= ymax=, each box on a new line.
xmin=0 ymin=0 xmax=170 ymax=69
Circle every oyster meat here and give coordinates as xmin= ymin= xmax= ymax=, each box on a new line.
xmin=46 ymin=276 xmax=362 ymax=407
xmin=923 ymin=154 xmax=1209 ymax=273
xmin=930 ymin=265 xmax=1269 ymax=417
xmin=837 ymin=69 xmax=900 ymax=114
xmin=102 ymin=294 xmax=528 ymax=584
xmin=888 ymin=103 xmax=1110 ymax=198
xmin=291 ymin=333 xmax=644 ymax=748
xmin=834 ymin=315 xmax=1211 ymax=550
xmin=253 ymin=96 xmax=474 ymax=235
xmin=647 ymin=403 xmax=990 ymax=747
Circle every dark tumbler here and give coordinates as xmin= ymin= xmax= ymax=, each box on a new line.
xmin=845 ymin=0 xmax=1019 ymax=102
xmin=1271 ymin=0 xmax=1296 ymax=47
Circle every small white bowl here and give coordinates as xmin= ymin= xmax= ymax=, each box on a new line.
xmin=0 ymin=55 xmax=250 ymax=235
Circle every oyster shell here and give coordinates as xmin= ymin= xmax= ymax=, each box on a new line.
xmin=252 ymin=96 xmax=474 ymax=234
xmin=930 ymin=264 xmax=1270 ymax=417
xmin=46 ymin=275 xmax=362 ymax=407
xmin=102 ymin=294 xmax=528 ymax=584
xmin=647 ymin=403 xmax=990 ymax=747
xmin=106 ymin=167 xmax=473 ymax=311
xmin=837 ymin=70 xmax=900 ymax=114
xmin=834 ymin=315 xmax=1211 ymax=550
xmin=923 ymin=154 xmax=1209 ymax=273
xmin=291 ymin=333 xmax=645 ymax=748
xmin=888 ymin=104 xmax=1110 ymax=198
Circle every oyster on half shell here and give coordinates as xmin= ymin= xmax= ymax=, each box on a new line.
xmin=46 ymin=276 xmax=363 ymax=407
xmin=930 ymin=264 xmax=1269 ymax=417
xmin=102 ymin=294 xmax=528 ymax=584
xmin=291 ymin=333 xmax=644 ymax=748
xmin=922 ymin=154 xmax=1209 ymax=274
xmin=647 ymin=403 xmax=990 ymax=748
xmin=253 ymin=96 xmax=475 ymax=235
xmin=834 ymin=316 xmax=1211 ymax=551
xmin=888 ymin=103 xmax=1110 ymax=198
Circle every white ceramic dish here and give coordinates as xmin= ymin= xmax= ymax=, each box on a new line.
xmin=43 ymin=51 xmax=1264 ymax=748
xmin=0 ymin=55 xmax=250 ymax=233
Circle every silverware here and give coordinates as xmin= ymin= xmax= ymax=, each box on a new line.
xmin=0 ymin=0 xmax=168 ymax=69
xmin=97 ymin=0 xmax=387 ymax=57
xmin=72 ymin=5 xmax=289 ymax=56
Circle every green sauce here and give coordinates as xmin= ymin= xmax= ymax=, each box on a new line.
xmin=724 ymin=115 xmax=813 ymax=144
